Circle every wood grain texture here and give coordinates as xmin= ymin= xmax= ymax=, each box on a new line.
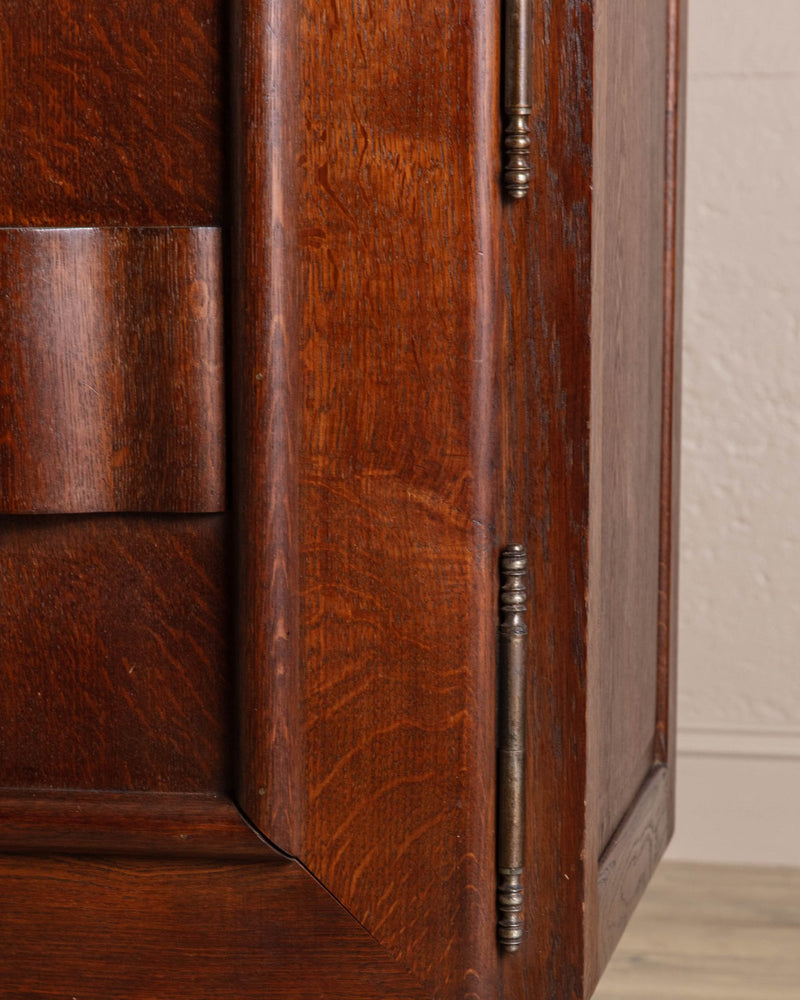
xmin=0 ymin=854 xmax=428 ymax=1000
xmin=0 ymin=227 xmax=225 ymax=513
xmin=232 ymin=0 xmax=304 ymax=852
xmin=584 ymin=1 xmax=683 ymax=993
xmin=0 ymin=0 xmax=224 ymax=226
xmin=596 ymin=766 xmax=671 ymax=975
xmin=0 ymin=515 xmax=232 ymax=793
xmin=294 ymin=0 xmax=501 ymax=994
xmin=588 ymin=0 xmax=667 ymax=859
xmin=498 ymin=3 xmax=594 ymax=999
xmin=0 ymin=791 xmax=279 ymax=860
xmin=499 ymin=2 xmax=682 ymax=997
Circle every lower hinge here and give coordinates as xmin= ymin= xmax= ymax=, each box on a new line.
xmin=497 ymin=544 xmax=528 ymax=952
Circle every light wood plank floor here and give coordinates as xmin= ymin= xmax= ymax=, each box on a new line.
xmin=594 ymin=862 xmax=800 ymax=1000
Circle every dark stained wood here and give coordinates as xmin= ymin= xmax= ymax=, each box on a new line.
xmin=0 ymin=0 xmax=224 ymax=226
xmin=499 ymin=2 xmax=683 ymax=998
xmin=596 ymin=765 xmax=671 ymax=973
xmin=0 ymin=227 xmax=224 ymax=513
xmin=0 ymin=516 xmax=231 ymax=793
xmin=0 ymin=854 xmax=428 ymax=1000
xmin=293 ymin=0 xmax=501 ymax=994
xmin=0 ymin=791 xmax=279 ymax=860
xmin=0 ymin=0 xmax=684 ymax=995
xmin=232 ymin=0 xmax=304 ymax=853
xmin=499 ymin=3 xmax=594 ymax=999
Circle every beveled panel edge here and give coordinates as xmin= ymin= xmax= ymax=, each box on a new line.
xmin=232 ymin=0 xmax=304 ymax=853
xmin=0 ymin=789 xmax=284 ymax=861
xmin=594 ymin=765 xmax=670 ymax=977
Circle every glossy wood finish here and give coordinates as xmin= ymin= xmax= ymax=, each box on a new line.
xmin=232 ymin=0 xmax=304 ymax=853
xmin=0 ymin=854 xmax=428 ymax=1000
xmin=0 ymin=516 xmax=231 ymax=793
xmin=0 ymin=0 xmax=685 ymax=996
xmin=0 ymin=791 xmax=277 ymax=860
xmin=0 ymin=228 xmax=224 ymax=513
xmin=0 ymin=0 xmax=224 ymax=226
xmin=292 ymin=0 xmax=500 ymax=994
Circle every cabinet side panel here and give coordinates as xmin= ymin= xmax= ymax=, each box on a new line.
xmin=586 ymin=0 xmax=683 ymax=990
xmin=588 ymin=0 xmax=667 ymax=857
xmin=297 ymin=0 xmax=501 ymax=995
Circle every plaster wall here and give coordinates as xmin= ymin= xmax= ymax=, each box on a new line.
xmin=667 ymin=0 xmax=800 ymax=865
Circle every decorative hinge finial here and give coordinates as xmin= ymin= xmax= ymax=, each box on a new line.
xmin=503 ymin=1 xmax=532 ymax=198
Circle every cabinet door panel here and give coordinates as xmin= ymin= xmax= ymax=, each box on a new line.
xmin=0 ymin=516 xmax=231 ymax=793
xmin=0 ymin=228 xmax=224 ymax=514
xmin=0 ymin=0 xmax=224 ymax=226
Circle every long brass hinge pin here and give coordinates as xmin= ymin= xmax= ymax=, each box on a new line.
xmin=497 ymin=544 xmax=528 ymax=951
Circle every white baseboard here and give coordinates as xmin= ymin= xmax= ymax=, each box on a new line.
xmin=665 ymin=729 xmax=800 ymax=867
xmin=677 ymin=725 xmax=800 ymax=761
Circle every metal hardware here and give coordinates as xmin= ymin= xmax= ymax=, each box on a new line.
xmin=497 ymin=544 xmax=528 ymax=951
xmin=503 ymin=0 xmax=532 ymax=198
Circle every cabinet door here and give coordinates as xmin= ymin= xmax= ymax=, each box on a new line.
xmin=0 ymin=1 xmax=685 ymax=998
xmin=0 ymin=4 xmax=422 ymax=997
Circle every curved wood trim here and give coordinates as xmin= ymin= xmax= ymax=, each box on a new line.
xmin=0 ymin=791 xmax=282 ymax=860
xmin=0 ymin=227 xmax=224 ymax=514
xmin=232 ymin=0 xmax=304 ymax=852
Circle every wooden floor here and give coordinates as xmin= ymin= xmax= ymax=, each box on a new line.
xmin=594 ymin=862 xmax=800 ymax=1000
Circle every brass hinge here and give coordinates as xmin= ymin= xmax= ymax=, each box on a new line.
xmin=497 ymin=544 xmax=528 ymax=951
xmin=503 ymin=0 xmax=532 ymax=197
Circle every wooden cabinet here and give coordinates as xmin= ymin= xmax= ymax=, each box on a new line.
xmin=0 ymin=1 xmax=685 ymax=997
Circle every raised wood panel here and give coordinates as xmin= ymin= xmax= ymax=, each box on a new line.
xmin=588 ymin=0 xmax=667 ymax=855
xmin=0 ymin=791 xmax=276 ymax=860
xmin=0 ymin=0 xmax=224 ymax=226
xmin=584 ymin=0 xmax=685 ymax=993
xmin=0 ymin=227 xmax=224 ymax=514
xmin=0 ymin=515 xmax=232 ymax=793
xmin=0 ymin=854 xmax=428 ymax=1000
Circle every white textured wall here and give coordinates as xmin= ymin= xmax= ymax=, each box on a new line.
xmin=667 ymin=0 xmax=800 ymax=866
